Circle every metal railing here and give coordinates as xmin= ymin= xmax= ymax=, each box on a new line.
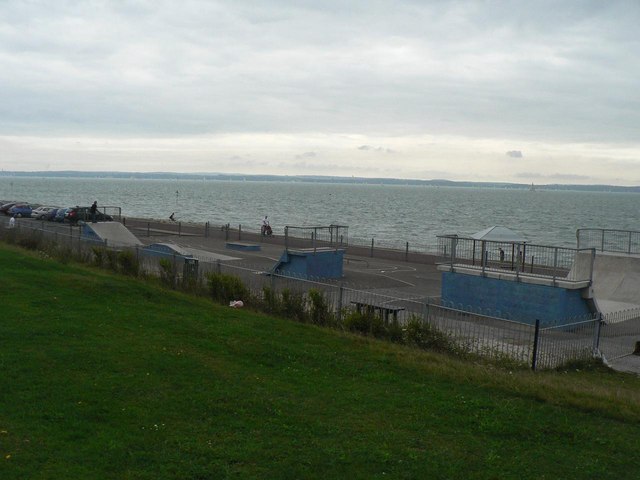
xmin=577 ymin=228 xmax=640 ymax=254
xmin=437 ymin=235 xmax=595 ymax=284
xmin=284 ymin=224 xmax=349 ymax=252
xmin=536 ymin=317 xmax=601 ymax=369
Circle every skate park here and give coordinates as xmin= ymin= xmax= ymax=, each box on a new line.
xmin=119 ymin=219 xmax=640 ymax=372
xmin=3 ymin=215 xmax=639 ymax=373
xmin=121 ymin=219 xmax=443 ymax=302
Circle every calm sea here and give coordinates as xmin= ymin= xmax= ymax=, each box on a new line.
xmin=1 ymin=176 xmax=638 ymax=249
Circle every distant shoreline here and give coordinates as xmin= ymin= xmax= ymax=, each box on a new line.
xmin=1 ymin=170 xmax=639 ymax=193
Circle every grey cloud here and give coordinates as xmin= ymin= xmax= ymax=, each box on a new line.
xmin=506 ymin=150 xmax=523 ymax=158
xmin=0 ymin=0 xmax=634 ymax=141
xmin=358 ymin=145 xmax=395 ymax=153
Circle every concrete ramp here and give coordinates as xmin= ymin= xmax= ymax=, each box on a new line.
xmin=272 ymin=247 xmax=345 ymax=279
xmin=591 ymin=253 xmax=640 ymax=316
xmin=83 ymin=222 xmax=143 ymax=248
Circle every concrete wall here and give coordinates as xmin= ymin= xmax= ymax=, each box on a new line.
xmin=441 ymin=271 xmax=592 ymax=325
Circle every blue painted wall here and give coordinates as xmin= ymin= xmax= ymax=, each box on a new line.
xmin=274 ymin=249 xmax=344 ymax=279
xmin=81 ymin=225 xmax=103 ymax=244
xmin=441 ymin=272 xmax=591 ymax=325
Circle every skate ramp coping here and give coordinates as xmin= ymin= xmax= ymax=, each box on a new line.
xmin=83 ymin=222 xmax=143 ymax=247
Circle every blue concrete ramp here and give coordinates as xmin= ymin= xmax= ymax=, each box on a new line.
xmin=440 ymin=271 xmax=591 ymax=325
xmin=272 ymin=247 xmax=345 ymax=279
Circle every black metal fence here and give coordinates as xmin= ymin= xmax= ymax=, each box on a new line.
xmin=577 ymin=228 xmax=640 ymax=254
xmin=284 ymin=224 xmax=349 ymax=251
xmin=437 ymin=234 xmax=595 ymax=285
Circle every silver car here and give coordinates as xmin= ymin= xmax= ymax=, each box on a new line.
xmin=32 ymin=206 xmax=59 ymax=220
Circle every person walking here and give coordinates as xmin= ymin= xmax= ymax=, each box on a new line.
xmin=90 ymin=200 xmax=98 ymax=223
xmin=8 ymin=215 xmax=15 ymax=229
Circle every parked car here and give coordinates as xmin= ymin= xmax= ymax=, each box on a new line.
xmin=65 ymin=206 xmax=113 ymax=224
xmin=54 ymin=208 xmax=70 ymax=222
xmin=44 ymin=208 xmax=60 ymax=221
xmin=0 ymin=202 xmax=19 ymax=215
xmin=32 ymin=206 xmax=59 ymax=220
xmin=8 ymin=204 xmax=32 ymax=218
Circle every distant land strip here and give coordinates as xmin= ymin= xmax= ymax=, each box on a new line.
xmin=1 ymin=171 xmax=639 ymax=193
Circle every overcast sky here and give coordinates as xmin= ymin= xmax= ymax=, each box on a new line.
xmin=1 ymin=0 xmax=639 ymax=184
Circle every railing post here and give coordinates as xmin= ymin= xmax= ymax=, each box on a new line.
xmin=600 ymin=229 xmax=605 ymax=252
xmin=147 ymin=222 xmax=150 ymax=237
xmin=238 ymin=224 xmax=242 ymax=240
xmin=472 ymin=239 xmax=476 ymax=266
xmin=481 ymin=240 xmax=486 ymax=276
xmin=531 ymin=319 xmax=541 ymax=371
xmin=589 ymin=248 xmax=596 ymax=283
xmin=593 ymin=314 xmax=603 ymax=354
xmin=370 ymin=238 xmax=374 ymax=258
xmin=628 ymin=231 xmax=632 ymax=255
xmin=405 ymin=242 xmax=409 ymax=262
xmin=178 ymin=222 xmax=181 ymax=237
xmin=422 ymin=302 xmax=429 ymax=321
xmin=337 ymin=284 xmax=344 ymax=322
xmin=284 ymin=226 xmax=289 ymax=251
xmin=449 ymin=236 xmax=457 ymax=272
xmin=552 ymin=248 xmax=558 ymax=286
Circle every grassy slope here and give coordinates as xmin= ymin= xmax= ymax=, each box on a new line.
xmin=1 ymin=245 xmax=640 ymax=479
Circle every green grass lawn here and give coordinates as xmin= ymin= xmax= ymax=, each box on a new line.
xmin=1 ymin=244 xmax=640 ymax=479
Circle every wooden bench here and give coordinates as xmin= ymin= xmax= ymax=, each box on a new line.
xmin=351 ymin=301 xmax=405 ymax=322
